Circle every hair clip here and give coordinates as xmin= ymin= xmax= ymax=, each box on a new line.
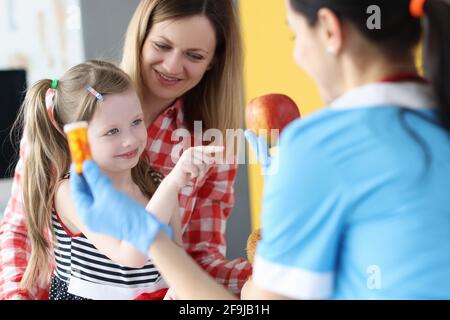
xmin=86 ymin=85 xmax=104 ymax=102
xmin=51 ymin=79 xmax=59 ymax=89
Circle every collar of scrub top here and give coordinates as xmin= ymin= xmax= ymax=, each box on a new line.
xmin=329 ymin=77 xmax=438 ymax=111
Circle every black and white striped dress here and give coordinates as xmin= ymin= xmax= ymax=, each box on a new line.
xmin=49 ymin=170 xmax=168 ymax=300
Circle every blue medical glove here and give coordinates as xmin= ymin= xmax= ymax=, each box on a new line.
xmin=69 ymin=160 xmax=173 ymax=255
xmin=244 ymin=129 xmax=272 ymax=175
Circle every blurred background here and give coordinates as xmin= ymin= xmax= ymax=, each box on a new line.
xmin=0 ymin=0 xmax=323 ymax=259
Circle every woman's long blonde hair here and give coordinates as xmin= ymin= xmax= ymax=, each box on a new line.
xmin=16 ymin=60 xmax=156 ymax=288
xmin=121 ymin=0 xmax=244 ymax=135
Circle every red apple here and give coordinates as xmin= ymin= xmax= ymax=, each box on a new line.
xmin=245 ymin=93 xmax=301 ymax=146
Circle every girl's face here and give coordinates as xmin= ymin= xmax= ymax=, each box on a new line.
xmin=87 ymin=89 xmax=147 ymax=173
xmin=140 ymin=15 xmax=217 ymax=102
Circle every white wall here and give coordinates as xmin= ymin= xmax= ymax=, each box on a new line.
xmin=0 ymin=179 xmax=12 ymax=217
xmin=0 ymin=0 xmax=85 ymax=85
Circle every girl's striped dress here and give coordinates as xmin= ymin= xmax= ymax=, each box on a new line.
xmin=49 ymin=169 xmax=168 ymax=300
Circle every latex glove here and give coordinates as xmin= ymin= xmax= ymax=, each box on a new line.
xmin=244 ymin=129 xmax=272 ymax=175
xmin=166 ymin=145 xmax=224 ymax=189
xmin=70 ymin=160 xmax=173 ymax=255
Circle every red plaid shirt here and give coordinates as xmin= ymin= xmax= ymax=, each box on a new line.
xmin=0 ymin=98 xmax=251 ymax=300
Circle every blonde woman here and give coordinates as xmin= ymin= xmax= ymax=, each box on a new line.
xmin=0 ymin=0 xmax=251 ymax=300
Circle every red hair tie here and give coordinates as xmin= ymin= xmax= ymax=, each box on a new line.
xmin=410 ymin=0 xmax=426 ymax=18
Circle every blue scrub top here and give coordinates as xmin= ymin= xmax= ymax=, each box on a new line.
xmin=253 ymin=82 xmax=450 ymax=299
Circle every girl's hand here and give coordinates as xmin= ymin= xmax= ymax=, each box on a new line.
xmin=166 ymin=145 xmax=224 ymax=190
xmin=146 ymin=145 xmax=223 ymax=227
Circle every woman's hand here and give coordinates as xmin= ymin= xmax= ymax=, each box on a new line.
xmin=166 ymin=145 xmax=224 ymax=190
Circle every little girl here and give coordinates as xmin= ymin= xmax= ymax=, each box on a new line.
xmin=18 ymin=60 xmax=218 ymax=300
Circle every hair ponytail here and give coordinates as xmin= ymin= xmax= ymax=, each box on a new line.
xmin=20 ymin=80 xmax=71 ymax=288
xmin=422 ymin=0 xmax=450 ymax=132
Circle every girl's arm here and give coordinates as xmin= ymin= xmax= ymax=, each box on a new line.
xmin=146 ymin=177 xmax=183 ymax=246
xmin=55 ymin=180 xmax=148 ymax=268
xmin=146 ymin=145 xmax=224 ymax=242
xmin=145 ymin=177 xmax=179 ymax=225
xmin=169 ymin=208 xmax=183 ymax=247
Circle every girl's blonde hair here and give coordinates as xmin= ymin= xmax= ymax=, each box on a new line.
xmin=121 ymin=0 xmax=244 ymax=135
xmin=17 ymin=60 xmax=156 ymax=288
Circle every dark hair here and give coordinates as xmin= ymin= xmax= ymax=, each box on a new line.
xmin=422 ymin=0 xmax=450 ymax=132
xmin=289 ymin=0 xmax=450 ymax=133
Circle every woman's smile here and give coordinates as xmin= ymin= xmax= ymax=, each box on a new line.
xmin=154 ymin=69 xmax=183 ymax=86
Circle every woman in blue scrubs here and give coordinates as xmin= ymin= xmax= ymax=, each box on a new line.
xmin=70 ymin=0 xmax=450 ymax=299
